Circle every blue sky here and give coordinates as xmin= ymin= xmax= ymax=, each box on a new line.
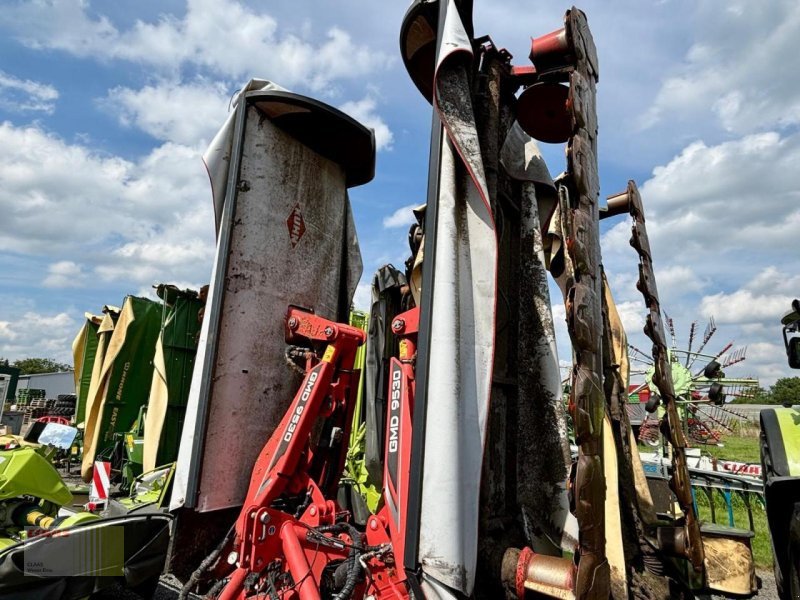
xmin=0 ymin=0 xmax=798 ymax=385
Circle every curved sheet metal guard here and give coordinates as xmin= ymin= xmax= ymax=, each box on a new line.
xmin=399 ymin=0 xmax=474 ymax=104
xmin=0 ymin=513 xmax=172 ymax=599
xmin=247 ymin=90 xmax=376 ymax=189
xmin=173 ymin=77 xmax=365 ymax=519
xmin=401 ymin=0 xmax=500 ymax=596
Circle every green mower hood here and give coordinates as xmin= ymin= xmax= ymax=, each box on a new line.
xmin=0 ymin=447 xmax=72 ymax=506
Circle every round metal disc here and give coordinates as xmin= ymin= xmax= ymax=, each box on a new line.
xmin=516 ymin=82 xmax=572 ymax=144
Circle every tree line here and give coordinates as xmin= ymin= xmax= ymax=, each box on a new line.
xmin=0 ymin=357 xmax=72 ymax=375
xmin=734 ymin=377 xmax=800 ymax=406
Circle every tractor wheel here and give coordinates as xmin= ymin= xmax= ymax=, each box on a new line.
xmin=639 ymin=422 xmax=661 ymax=447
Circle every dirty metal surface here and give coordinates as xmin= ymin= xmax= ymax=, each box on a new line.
xmin=702 ymin=534 xmax=756 ymax=596
xmin=558 ymin=8 xmax=610 ymax=600
xmin=176 ymin=105 xmax=360 ymax=512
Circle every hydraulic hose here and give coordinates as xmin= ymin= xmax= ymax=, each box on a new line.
xmin=12 ymin=503 xmax=56 ymax=529
xmin=312 ymin=523 xmax=363 ymax=600
xmin=179 ymin=523 xmax=235 ymax=600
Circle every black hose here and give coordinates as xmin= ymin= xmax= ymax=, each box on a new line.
xmin=329 ymin=524 xmax=363 ymax=600
xmin=179 ymin=524 xmax=235 ymax=599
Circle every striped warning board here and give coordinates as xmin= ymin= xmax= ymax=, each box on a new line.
xmin=89 ymin=461 xmax=111 ymax=504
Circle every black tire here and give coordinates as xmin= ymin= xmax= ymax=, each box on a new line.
xmin=703 ymin=360 xmax=722 ymax=379
xmin=708 ymin=382 xmax=726 ymax=405
xmin=787 ymin=505 xmax=800 ymax=600
xmin=645 ymin=394 xmax=661 ymax=413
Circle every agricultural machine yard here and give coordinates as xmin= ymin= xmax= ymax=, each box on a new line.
xmin=0 ymin=1 xmax=798 ymax=599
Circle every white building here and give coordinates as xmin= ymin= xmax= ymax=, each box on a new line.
xmin=16 ymin=371 xmax=75 ymax=399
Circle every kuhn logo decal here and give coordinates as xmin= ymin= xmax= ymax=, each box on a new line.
xmin=286 ymin=205 xmax=306 ymax=248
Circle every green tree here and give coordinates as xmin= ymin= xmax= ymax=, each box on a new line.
xmin=12 ymin=358 xmax=71 ymax=375
xmin=732 ymin=385 xmax=772 ymax=404
xmin=770 ymin=377 xmax=800 ymax=406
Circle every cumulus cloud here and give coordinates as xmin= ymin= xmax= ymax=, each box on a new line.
xmin=0 ymin=322 xmax=18 ymax=342
xmin=0 ymin=121 xmax=215 ymax=286
xmin=639 ymin=131 xmax=800 ymax=273
xmin=1 ymin=0 xmax=390 ymax=91
xmin=0 ymin=70 xmax=58 ymax=114
xmin=699 ymin=268 xmax=800 ymax=325
xmin=600 ymin=129 xmax=800 ymax=384
xmin=0 ymin=310 xmax=77 ymax=364
xmin=340 ymin=95 xmax=393 ymax=151
xmin=42 ymin=261 xmax=85 ymax=288
xmin=382 ymin=204 xmax=417 ymax=229
xmin=700 ymin=289 xmax=791 ymax=326
xmin=106 ymin=79 xmax=231 ymax=145
xmin=640 ymin=0 xmax=800 ymax=134
xmin=352 ymin=282 xmax=372 ymax=312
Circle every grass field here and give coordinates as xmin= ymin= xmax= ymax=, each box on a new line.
xmin=702 ymin=431 xmax=761 ymax=464
xmin=698 ymin=433 xmax=773 ymax=568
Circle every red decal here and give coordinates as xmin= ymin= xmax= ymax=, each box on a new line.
xmin=286 ymin=205 xmax=306 ymax=248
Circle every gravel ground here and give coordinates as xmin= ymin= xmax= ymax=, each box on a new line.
xmin=752 ymin=570 xmax=780 ymax=600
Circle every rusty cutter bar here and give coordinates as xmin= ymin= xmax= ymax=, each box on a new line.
xmin=608 ymin=180 xmax=705 ymax=571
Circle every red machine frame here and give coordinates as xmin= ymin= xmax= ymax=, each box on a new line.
xmin=215 ymin=306 xmax=418 ymax=600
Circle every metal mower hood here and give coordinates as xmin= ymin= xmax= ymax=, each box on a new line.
xmin=172 ymin=79 xmax=373 ymax=514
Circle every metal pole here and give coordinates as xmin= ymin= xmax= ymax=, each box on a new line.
xmin=403 ymin=0 xmax=450 ymax=575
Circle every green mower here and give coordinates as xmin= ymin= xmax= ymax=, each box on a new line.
xmin=760 ymin=299 xmax=800 ymax=599
xmin=0 ymin=423 xmax=172 ymax=599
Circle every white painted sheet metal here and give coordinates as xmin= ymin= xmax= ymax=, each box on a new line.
xmin=417 ymin=1 xmax=497 ymax=595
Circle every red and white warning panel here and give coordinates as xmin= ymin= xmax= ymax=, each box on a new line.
xmin=88 ymin=461 xmax=111 ymax=509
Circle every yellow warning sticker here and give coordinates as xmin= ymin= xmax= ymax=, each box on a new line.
xmin=322 ymin=345 xmax=335 ymax=363
xmin=399 ymin=340 xmax=410 ymax=360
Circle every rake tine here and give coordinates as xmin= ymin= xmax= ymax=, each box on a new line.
xmin=685 ymin=321 xmax=697 ymax=366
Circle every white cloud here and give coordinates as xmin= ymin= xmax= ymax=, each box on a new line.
xmin=640 ymin=131 xmax=800 ymax=267
xmin=641 ymin=0 xmax=800 ymax=134
xmin=658 ymin=265 xmax=707 ymax=295
xmin=0 ymin=121 xmax=214 ymax=286
xmin=42 ymin=261 xmax=84 ymax=288
xmin=700 ymin=288 xmax=790 ymax=325
xmin=600 ymin=129 xmax=800 ymax=385
xmin=0 ymin=322 xmax=18 ymax=342
xmin=744 ymin=267 xmax=800 ymax=296
xmin=699 ymin=267 xmax=797 ymax=326
xmin=0 ymin=311 xmax=76 ymax=364
xmin=106 ymin=79 xmax=230 ymax=145
xmin=382 ymin=204 xmax=417 ymax=229
xmin=615 ymin=301 xmax=646 ymax=340
xmin=96 ymin=238 xmax=214 ymax=286
xmin=2 ymin=0 xmax=390 ymax=91
xmin=340 ymin=95 xmax=393 ymax=151
xmin=352 ymin=282 xmax=372 ymax=311
xmin=0 ymin=70 xmax=58 ymax=114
